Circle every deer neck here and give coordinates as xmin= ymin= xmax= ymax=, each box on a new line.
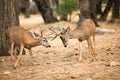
xmin=68 ymin=29 xmax=79 ymax=39
xmin=68 ymin=31 xmax=75 ymax=39
xmin=28 ymin=38 xmax=40 ymax=47
xmin=68 ymin=28 xmax=84 ymax=39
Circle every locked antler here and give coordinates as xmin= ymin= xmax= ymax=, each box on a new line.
xmin=48 ymin=28 xmax=61 ymax=40
xmin=40 ymin=30 xmax=44 ymax=37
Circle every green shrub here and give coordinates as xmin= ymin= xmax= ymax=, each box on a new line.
xmin=56 ymin=0 xmax=79 ymax=18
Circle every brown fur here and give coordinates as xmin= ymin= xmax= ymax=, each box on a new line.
xmin=59 ymin=19 xmax=96 ymax=61
xmin=69 ymin=19 xmax=96 ymax=41
xmin=5 ymin=26 xmax=50 ymax=68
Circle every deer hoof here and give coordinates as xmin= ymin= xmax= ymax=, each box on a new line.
xmin=89 ymin=58 xmax=95 ymax=62
xmin=32 ymin=61 xmax=38 ymax=65
xmin=13 ymin=65 xmax=17 ymax=69
xmin=79 ymin=58 xmax=82 ymax=61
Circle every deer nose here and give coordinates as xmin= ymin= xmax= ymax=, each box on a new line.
xmin=64 ymin=45 xmax=67 ymax=47
xmin=48 ymin=45 xmax=51 ymax=47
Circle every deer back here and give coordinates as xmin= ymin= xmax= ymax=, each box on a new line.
xmin=5 ymin=27 xmax=36 ymax=45
xmin=75 ymin=19 xmax=96 ymax=40
xmin=5 ymin=27 xmax=50 ymax=48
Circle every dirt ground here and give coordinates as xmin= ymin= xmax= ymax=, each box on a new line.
xmin=0 ymin=14 xmax=120 ymax=80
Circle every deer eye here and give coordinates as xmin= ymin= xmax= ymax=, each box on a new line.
xmin=43 ymin=38 xmax=47 ymax=41
xmin=60 ymin=36 xmax=64 ymax=40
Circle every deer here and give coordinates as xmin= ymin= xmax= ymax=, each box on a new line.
xmin=5 ymin=26 xmax=51 ymax=68
xmin=51 ymin=19 xmax=97 ymax=61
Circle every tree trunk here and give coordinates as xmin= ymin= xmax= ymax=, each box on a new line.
xmin=99 ymin=0 xmax=113 ymax=21
xmin=89 ymin=0 xmax=99 ymax=26
xmin=60 ymin=13 xmax=68 ymax=21
xmin=110 ymin=0 xmax=120 ymax=23
xmin=95 ymin=0 xmax=102 ymax=17
xmin=49 ymin=0 xmax=59 ymax=19
xmin=0 ymin=0 xmax=19 ymax=56
xmin=18 ymin=0 xmax=30 ymax=18
xmin=79 ymin=0 xmax=99 ymax=26
xmin=79 ymin=0 xmax=90 ymax=21
xmin=34 ymin=0 xmax=58 ymax=23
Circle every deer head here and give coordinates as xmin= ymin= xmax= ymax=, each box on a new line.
xmin=28 ymin=30 xmax=51 ymax=48
xmin=59 ymin=27 xmax=70 ymax=47
xmin=37 ymin=31 xmax=51 ymax=47
xmin=38 ymin=36 xmax=50 ymax=48
xmin=50 ymin=26 xmax=70 ymax=47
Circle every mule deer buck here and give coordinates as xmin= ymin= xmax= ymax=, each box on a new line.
xmin=52 ymin=19 xmax=96 ymax=61
xmin=5 ymin=26 xmax=51 ymax=68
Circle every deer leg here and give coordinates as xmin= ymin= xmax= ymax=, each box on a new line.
xmin=93 ymin=34 xmax=97 ymax=56
xmin=14 ymin=44 xmax=24 ymax=68
xmin=8 ymin=42 xmax=14 ymax=60
xmin=13 ymin=47 xmax=23 ymax=66
xmin=87 ymin=38 xmax=93 ymax=60
xmin=78 ymin=41 xmax=82 ymax=61
xmin=14 ymin=50 xmax=23 ymax=66
xmin=87 ymin=38 xmax=92 ymax=52
xmin=88 ymin=37 xmax=96 ymax=60
xmin=13 ymin=47 xmax=18 ymax=60
xmin=29 ymin=49 xmax=36 ymax=65
xmin=87 ymin=38 xmax=94 ymax=61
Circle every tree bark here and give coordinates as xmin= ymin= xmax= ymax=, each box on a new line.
xmin=49 ymin=0 xmax=59 ymax=21
xmin=34 ymin=0 xmax=58 ymax=23
xmin=110 ymin=0 xmax=120 ymax=23
xmin=99 ymin=0 xmax=113 ymax=21
xmin=79 ymin=0 xmax=90 ymax=21
xmin=18 ymin=0 xmax=30 ymax=18
xmin=0 ymin=0 xmax=19 ymax=56
xmin=95 ymin=0 xmax=102 ymax=17
xmin=79 ymin=0 xmax=99 ymax=26
xmin=89 ymin=0 xmax=99 ymax=26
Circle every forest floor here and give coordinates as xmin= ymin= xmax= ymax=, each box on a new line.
xmin=0 ymin=14 xmax=120 ymax=80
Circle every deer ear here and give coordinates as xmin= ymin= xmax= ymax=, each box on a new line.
xmin=61 ymin=28 xmax=66 ymax=33
xmin=66 ymin=26 xmax=70 ymax=33
xmin=33 ymin=32 xmax=40 ymax=37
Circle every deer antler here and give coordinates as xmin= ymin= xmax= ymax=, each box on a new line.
xmin=48 ymin=28 xmax=61 ymax=40
xmin=52 ymin=33 xmax=61 ymax=40
xmin=48 ymin=28 xmax=57 ymax=34
xmin=40 ymin=29 xmax=48 ymax=37
xmin=41 ymin=30 xmax=44 ymax=37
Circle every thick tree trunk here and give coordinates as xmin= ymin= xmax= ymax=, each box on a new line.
xmin=18 ymin=0 xmax=30 ymax=18
xmin=79 ymin=0 xmax=90 ymax=21
xmin=79 ymin=0 xmax=99 ymax=26
xmin=110 ymin=0 xmax=120 ymax=23
xmin=49 ymin=0 xmax=59 ymax=21
xmin=34 ymin=0 xmax=58 ymax=23
xmin=99 ymin=0 xmax=113 ymax=21
xmin=60 ymin=14 xmax=68 ymax=21
xmin=89 ymin=0 xmax=99 ymax=26
xmin=95 ymin=0 xmax=102 ymax=17
xmin=0 ymin=0 xmax=19 ymax=56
